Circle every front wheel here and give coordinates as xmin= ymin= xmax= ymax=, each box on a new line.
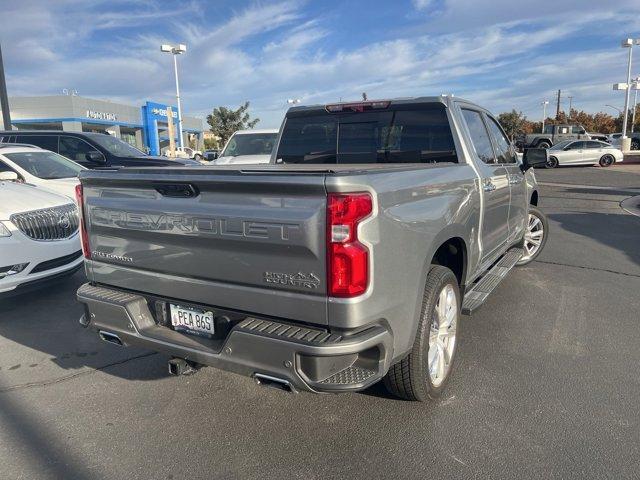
xmin=384 ymin=266 xmax=461 ymax=401
xmin=516 ymin=206 xmax=549 ymax=266
xmin=599 ymin=154 xmax=614 ymax=167
xmin=631 ymin=139 xmax=640 ymax=150
xmin=537 ymin=141 xmax=552 ymax=149
xmin=546 ymin=156 xmax=559 ymax=169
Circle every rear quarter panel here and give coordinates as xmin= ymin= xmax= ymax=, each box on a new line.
xmin=325 ymin=164 xmax=479 ymax=360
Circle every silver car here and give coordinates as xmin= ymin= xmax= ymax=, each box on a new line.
xmin=546 ymin=140 xmax=623 ymax=168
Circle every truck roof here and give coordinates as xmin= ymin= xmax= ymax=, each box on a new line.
xmin=286 ymin=95 xmax=477 ymax=115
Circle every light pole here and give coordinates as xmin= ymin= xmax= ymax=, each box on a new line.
xmin=541 ymin=100 xmax=549 ymax=133
xmin=632 ymin=77 xmax=640 ymax=133
xmin=605 ymin=104 xmax=622 ymax=115
xmin=567 ymin=96 xmax=573 ymax=118
xmin=161 ymin=43 xmax=187 ymax=149
xmin=618 ymin=39 xmax=640 ymax=141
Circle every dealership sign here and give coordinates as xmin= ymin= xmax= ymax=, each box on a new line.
xmin=151 ymin=107 xmax=178 ymax=119
xmin=86 ymin=110 xmax=118 ymax=121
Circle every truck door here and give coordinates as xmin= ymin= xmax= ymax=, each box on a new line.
xmin=553 ymin=125 xmax=572 ymax=143
xmin=484 ymin=115 xmax=527 ymax=244
xmin=460 ymin=108 xmax=511 ymax=264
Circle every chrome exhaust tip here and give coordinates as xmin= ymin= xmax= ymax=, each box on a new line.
xmin=98 ymin=330 xmax=123 ymax=346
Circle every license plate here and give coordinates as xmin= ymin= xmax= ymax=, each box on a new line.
xmin=170 ymin=304 xmax=214 ymax=337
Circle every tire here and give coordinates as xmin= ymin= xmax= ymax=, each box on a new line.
xmin=631 ymin=139 xmax=640 ymax=151
xmin=194 ymin=154 xmax=203 ymax=161
xmin=599 ymin=154 xmax=614 ymax=167
xmin=546 ymin=156 xmax=559 ymax=169
xmin=537 ymin=140 xmax=552 ymax=149
xmin=383 ymin=265 xmax=461 ymax=402
xmin=516 ymin=206 xmax=549 ymax=266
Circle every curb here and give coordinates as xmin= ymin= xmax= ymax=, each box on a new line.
xmin=620 ymin=195 xmax=640 ymax=217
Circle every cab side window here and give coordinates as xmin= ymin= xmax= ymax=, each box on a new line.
xmin=59 ymin=136 xmax=94 ymax=162
xmin=14 ymin=135 xmax=58 ymax=152
xmin=485 ymin=116 xmax=517 ymax=164
xmin=461 ymin=109 xmax=495 ymax=164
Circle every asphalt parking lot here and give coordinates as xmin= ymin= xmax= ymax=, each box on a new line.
xmin=1 ymin=165 xmax=640 ymax=480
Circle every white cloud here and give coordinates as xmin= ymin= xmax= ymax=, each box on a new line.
xmin=2 ymin=0 xmax=640 ymax=128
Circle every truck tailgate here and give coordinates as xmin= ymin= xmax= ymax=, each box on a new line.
xmin=81 ymin=169 xmax=328 ymax=324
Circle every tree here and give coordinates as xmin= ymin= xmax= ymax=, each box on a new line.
xmin=498 ymin=110 xmax=528 ymax=141
xmin=206 ymin=101 xmax=259 ymax=146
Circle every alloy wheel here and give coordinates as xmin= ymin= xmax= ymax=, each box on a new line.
xmin=428 ymin=284 xmax=458 ymax=387
xmin=520 ymin=212 xmax=544 ymax=263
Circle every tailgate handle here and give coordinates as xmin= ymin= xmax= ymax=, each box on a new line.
xmin=154 ymin=183 xmax=199 ymax=198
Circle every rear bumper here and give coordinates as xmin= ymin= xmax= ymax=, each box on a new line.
xmin=77 ymin=283 xmax=394 ymax=393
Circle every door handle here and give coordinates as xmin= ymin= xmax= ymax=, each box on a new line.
xmin=508 ymin=176 xmax=522 ymax=185
xmin=483 ymin=182 xmax=496 ymax=192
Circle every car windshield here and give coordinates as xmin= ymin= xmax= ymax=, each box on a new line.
xmin=88 ymin=134 xmax=147 ymax=157
xmin=276 ymin=104 xmax=457 ymax=164
xmin=549 ymin=140 xmax=573 ymax=151
xmin=221 ymin=133 xmax=278 ymax=157
xmin=4 ymin=150 xmax=84 ymax=179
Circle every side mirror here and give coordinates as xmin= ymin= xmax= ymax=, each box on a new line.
xmin=521 ymin=148 xmax=548 ymax=171
xmin=0 ymin=171 xmax=18 ymax=181
xmin=85 ymin=151 xmax=106 ymax=163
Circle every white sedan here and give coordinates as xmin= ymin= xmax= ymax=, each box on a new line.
xmin=0 ymin=144 xmax=84 ymax=199
xmin=0 ymin=179 xmax=83 ymax=296
xmin=545 ymin=140 xmax=623 ymax=168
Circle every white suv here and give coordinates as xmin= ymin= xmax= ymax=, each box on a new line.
xmin=0 ymin=144 xmax=83 ymax=200
xmin=0 ymin=179 xmax=83 ymax=296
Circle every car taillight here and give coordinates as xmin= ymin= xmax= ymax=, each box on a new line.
xmin=327 ymin=192 xmax=372 ymax=297
xmin=75 ymin=184 xmax=91 ymax=259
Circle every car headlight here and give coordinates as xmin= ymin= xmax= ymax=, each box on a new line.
xmin=0 ymin=222 xmax=11 ymax=237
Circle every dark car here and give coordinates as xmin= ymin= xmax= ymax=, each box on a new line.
xmin=0 ymin=131 xmax=197 ymax=168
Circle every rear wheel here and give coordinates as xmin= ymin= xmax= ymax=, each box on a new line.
xmin=631 ymin=139 xmax=640 ymax=150
xmin=599 ymin=154 xmax=614 ymax=167
xmin=546 ymin=156 xmax=559 ymax=169
xmin=384 ymin=266 xmax=460 ymax=401
xmin=517 ymin=206 xmax=548 ymax=266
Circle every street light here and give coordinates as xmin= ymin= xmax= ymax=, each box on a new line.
xmin=631 ymin=77 xmax=640 ymax=133
xmin=605 ymin=104 xmax=622 ymax=115
xmin=617 ymin=38 xmax=640 ymax=141
xmin=541 ymin=100 xmax=549 ymax=133
xmin=160 ymin=43 xmax=187 ymax=148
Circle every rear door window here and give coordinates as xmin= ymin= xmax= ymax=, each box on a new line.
xmin=585 ymin=141 xmax=602 ymax=149
xmin=461 ymin=109 xmax=495 ymax=164
xmin=14 ymin=135 xmax=58 ymax=152
xmin=276 ymin=105 xmax=457 ymax=164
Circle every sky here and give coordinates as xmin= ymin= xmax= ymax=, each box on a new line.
xmin=2 ymin=0 xmax=640 ymax=128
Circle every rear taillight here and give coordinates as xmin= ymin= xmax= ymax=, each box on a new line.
xmin=327 ymin=192 xmax=372 ymax=297
xmin=75 ymin=184 xmax=91 ymax=259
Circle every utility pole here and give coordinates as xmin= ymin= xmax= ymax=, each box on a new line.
xmin=0 ymin=42 xmax=12 ymax=130
xmin=555 ymin=89 xmax=561 ymax=119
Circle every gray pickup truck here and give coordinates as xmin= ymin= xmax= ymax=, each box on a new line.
xmin=522 ymin=123 xmax=590 ymax=149
xmin=76 ymin=97 xmax=548 ymax=402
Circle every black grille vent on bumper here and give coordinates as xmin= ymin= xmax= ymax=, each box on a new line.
xmin=10 ymin=203 xmax=79 ymax=241
xmin=30 ymin=250 xmax=82 ymax=274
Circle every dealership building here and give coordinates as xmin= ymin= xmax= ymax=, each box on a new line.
xmin=0 ymin=95 xmax=205 ymax=155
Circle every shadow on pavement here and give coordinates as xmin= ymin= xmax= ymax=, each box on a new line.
xmin=0 ymin=389 xmax=95 ymax=479
xmin=547 ymin=210 xmax=640 ymax=267
xmin=0 ymin=271 xmax=166 ymax=382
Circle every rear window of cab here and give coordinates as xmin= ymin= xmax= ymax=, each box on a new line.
xmin=276 ymin=103 xmax=458 ymax=164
